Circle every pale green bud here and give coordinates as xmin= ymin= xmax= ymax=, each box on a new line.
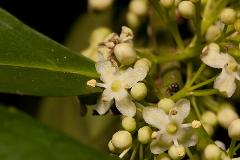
xmin=90 ymin=27 xmax=111 ymax=46
xmin=201 ymin=111 xmax=218 ymax=126
xmin=217 ymin=106 xmax=238 ymax=129
xmin=214 ymin=140 xmax=226 ymax=150
xmin=220 ymin=8 xmax=237 ymax=25
xmin=157 ymin=98 xmax=175 ymax=114
xmin=205 ymin=25 xmax=221 ymax=42
xmin=168 ymin=145 xmax=186 ymax=160
xmin=204 ymin=144 xmax=221 ymax=160
xmin=108 ymin=140 xmax=116 ymax=152
xmin=228 ymin=119 xmax=240 ymax=140
xmin=160 ymin=0 xmax=174 ymax=8
xmin=234 ymin=19 xmax=240 ymax=32
xmin=126 ymin=12 xmax=140 ymax=29
xmin=122 ymin=116 xmax=136 ymax=132
xmin=156 ymin=153 xmax=171 ymax=160
xmin=112 ymin=130 xmax=132 ymax=150
xmin=178 ymin=1 xmax=196 ymax=19
xmin=88 ymin=0 xmax=113 ymax=11
xmin=203 ymin=123 xmax=214 ymax=137
xmin=129 ymin=0 xmax=148 ymax=17
xmin=130 ymin=82 xmax=147 ymax=101
xmin=137 ymin=126 xmax=152 ymax=144
xmin=134 ymin=58 xmax=152 ymax=72
xmin=114 ymin=43 xmax=136 ymax=65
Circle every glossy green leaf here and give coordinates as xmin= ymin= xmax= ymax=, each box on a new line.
xmin=0 ymin=7 xmax=100 ymax=96
xmin=0 ymin=106 xmax=118 ymax=160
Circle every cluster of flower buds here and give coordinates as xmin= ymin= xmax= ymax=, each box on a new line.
xmin=126 ymin=0 xmax=148 ymax=29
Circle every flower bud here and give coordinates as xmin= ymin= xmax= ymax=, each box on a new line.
xmin=130 ymin=82 xmax=147 ymax=101
xmin=178 ymin=1 xmax=196 ymax=19
xmin=122 ymin=116 xmax=136 ymax=132
xmin=168 ymin=145 xmax=186 ymax=160
xmin=228 ymin=119 xmax=240 ymax=140
xmin=205 ymin=25 xmax=221 ymax=42
xmin=126 ymin=12 xmax=140 ymax=29
xmin=220 ymin=8 xmax=237 ymax=25
xmin=202 ymin=43 xmax=220 ymax=53
xmin=204 ymin=144 xmax=221 ymax=160
xmin=160 ymin=0 xmax=174 ymax=8
xmin=234 ymin=19 xmax=240 ymax=32
xmin=112 ymin=130 xmax=132 ymax=150
xmin=88 ymin=0 xmax=113 ymax=11
xmin=157 ymin=98 xmax=175 ymax=114
xmin=114 ymin=43 xmax=136 ymax=65
xmin=203 ymin=123 xmax=214 ymax=137
xmin=90 ymin=27 xmax=111 ymax=46
xmin=138 ymin=126 xmax=152 ymax=144
xmin=129 ymin=0 xmax=148 ymax=17
xmin=134 ymin=58 xmax=152 ymax=72
xmin=217 ymin=105 xmax=238 ymax=129
xmin=156 ymin=153 xmax=171 ymax=160
xmin=108 ymin=140 xmax=116 ymax=152
xmin=201 ymin=111 xmax=218 ymax=126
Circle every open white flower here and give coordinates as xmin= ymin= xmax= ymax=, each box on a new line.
xmin=201 ymin=44 xmax=240 ymax=97
xmin=88 ymin=61 xmax=147 ymax=117
xmin=142 ymin=99 xmax=198 ymax=154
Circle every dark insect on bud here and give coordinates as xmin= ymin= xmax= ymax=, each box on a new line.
xmin=167 ymin=82 xmax=180 ymax=95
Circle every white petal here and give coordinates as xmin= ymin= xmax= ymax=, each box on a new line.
xmin=95 ymin=98 xmax=113 ymax=115
xmin=115 ymin=95 xmax=136 ymax=117
xmin=142 ymin=107 xmax=169 ymax=130
xmin=120 ymin=67 xmax=147 ymax=88
xmin=102 ymin=89 xmax=114 ymax=101
xmin=170 ymin=99 xmax=190 ymax=123
xmin=179 ymin=128 xmax=198 ymax=147
xmin=214 ymin=68 xmax=236 ymax=97
xmin=201 ymin=50 xmax=234 ymax=68
xmin=150 ymin=139 xmax=168 ymax=154
xmin=95 ymin=61 xmax=116 ymax=82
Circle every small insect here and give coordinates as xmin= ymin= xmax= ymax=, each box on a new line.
xmin=166 ymin=82 xmax=180 ymax=96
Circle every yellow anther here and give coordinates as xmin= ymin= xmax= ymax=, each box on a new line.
xmin=87 ymin=79 xmax=96 ymax=87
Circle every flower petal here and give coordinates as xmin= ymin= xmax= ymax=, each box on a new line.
xmin=142 ymin=107 xmax=169 ymax=130
xmin=102 ymin=89 xmax=114 ymax=101
xmin=115 ymin=95 xmax=136 ymax=117
xmin=120 ymin=67 xmax=147 ymax=88
xmin=201 ymin=50 xmax=234 ymax=68
xmin=179 ymin=128 xmax=198 ymax=147
xmin=150 ymin=139 xmax=168 ymax=154
xmin=95 ymin=60 xmax=116 ymax=82
xmin=95 ymin=98 xmax=114 ymax=115
xmin=170 ymin=99 xmax=190 ymax=123
xmin=214 ymin=68 xmax=236 ymax=97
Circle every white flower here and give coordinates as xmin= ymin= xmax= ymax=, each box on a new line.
xmin=201 ymin=43 xmax=240 ymax=97
xmin=89 ymin=61 xmax=147 ymax=117
xmin=142 ymin=99 xmax=198 ymax=154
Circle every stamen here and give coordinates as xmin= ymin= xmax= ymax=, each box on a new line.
xmin=87 ymin=79 xmax=96 ymax=87
xmin=119 ymin=147 xmax=131 ymax=159
xmin=173 ymin=138 xmax=179 ymax=146
xmin=181 ymin=123 xmax=192 ymax=128
xmin=96 ymin=82 xmax=106 ymax=88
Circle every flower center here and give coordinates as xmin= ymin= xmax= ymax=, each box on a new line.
xmin=111 ymin=80 xmax=122 ymax=92
xmin=166 ymin=122 xmax=178 ymax=134
xmin=226 ymin=61 xmax=238 ymax=73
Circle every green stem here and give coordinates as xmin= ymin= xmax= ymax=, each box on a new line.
xmin=130 ymin=144 xmax=139 ymax=160
xmin=185 ymin=147 xmax=194 ymax=160
xmin=194 ymin=0 xmax=202 ymax=45
xmin=228 ymin=139 xmax=237 ymax=158
xmin=190 ymin=89 xmax=218 ymax=97
xmin=169 ymin=23 xmax=185 ymax=49
xmin=233 ymin=143 xmax=240 ymax=154
xmin=190 ymin=76 xmax=216 ymax=90
xmin=191 ymin=97 xmax=201 ymax=120
xmin=216 ymin=25 xmax=228 ymax=42
xmin=187 ymin=63 xmax=206 ymax=87
xmin=139 ymin=144 xmax=143 ymax=160
xmin=186 ymin=62 xmax=193 ymax=86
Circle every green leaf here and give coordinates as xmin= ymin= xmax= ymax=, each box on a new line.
xmin=0 ymin=106 xmax=118 ymax=160
xmin=0 ymin=7 xmax=100 ymax=96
